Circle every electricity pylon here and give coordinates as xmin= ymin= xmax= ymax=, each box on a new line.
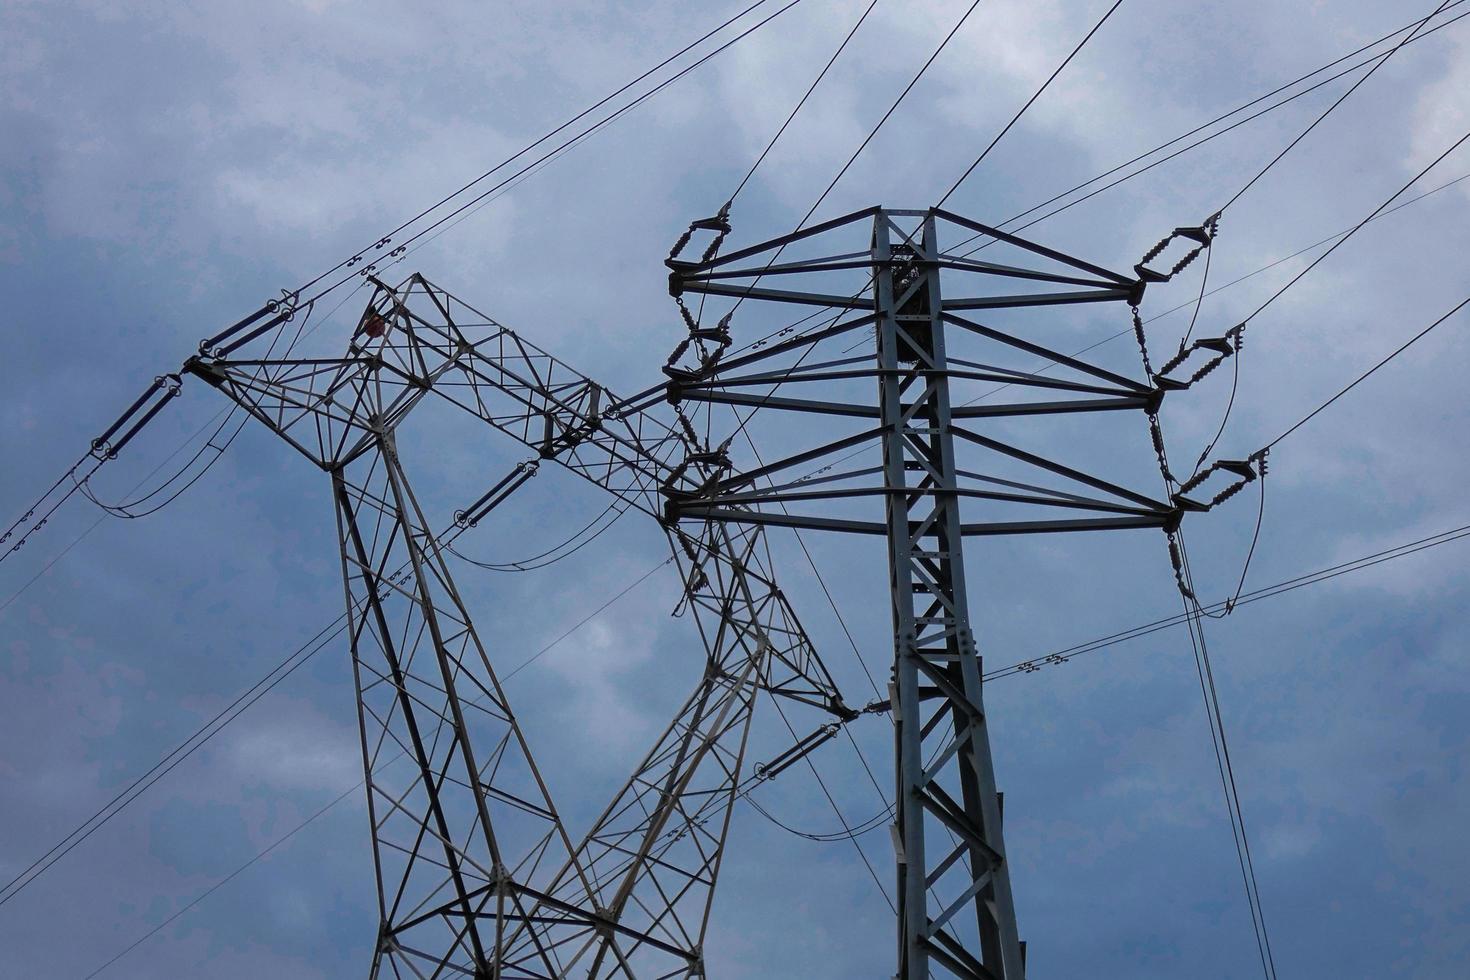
xmin=662 ymin=206 xmax=1178 ymax=979
xmin=187 ymin=275 xmax=854 ymax=977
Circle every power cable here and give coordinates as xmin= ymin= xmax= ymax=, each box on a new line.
xmin=978 ymin=2 xmax=1467 ymax=240
xmin=644 ymin=11 xmax=1470 ymax=400
xmin=987 ymin=516 xmax=1470 ymax=681
xmin=292 ymin=0 xmax=785 ymax=301
xmin=1237 ymin=128 xmax=1470 ymax=328
xmin=937 ymin=0 xmax=1127 ymax=206
xmin=795 ymin=0 xmax=984 ymax=232
xmin=1217 ymin=0 xmax=1453 ymax=214
xmin=0 ymin=527 xmax=671 ymax=910
xmin=1177 ymin=566 xmax=1278 ymax=979
xmin=102 ymin=485 xmax=1467 ymax=980
xmin=1147 ymin=172 xmax=1470 ymax=325
xmin=78 ymin=780 xmax=362 ymax=980
xmin=0 ymin=0 xmax=802 ymax=568
xmin=766 ymin=689 xmax=895 ymax=911
xmin=705 ymin=158 xmax=1463 ymax=507
xmin=713 ymin=0 xmax=988 ymax=327
xmin=955 ymin=166 xmax=1470 ymax=412
xmin=48 ymin=471 xmax=1470 ymax=961
xmin=1147 ymin=410 xmax=1277 ymax=977
xmin=0 ymin=612 xmax=345 ymax=909
xmin=317 ymin=0 xmax=811 ymax=313
xmin=446 ymin=500 xmax=628 ymax=572
xmin=745 ymin=793 xmax=894 ymax=842
xmin=949 ymin=4 xmax=1470 ymax=258
xmin=727 ymin=0 xmax=882 ymax=204
xmin=1263 ymin=293 xmax=1470 ymax=452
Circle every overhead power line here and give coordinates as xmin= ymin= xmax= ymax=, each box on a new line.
xmin=938 ymin=0 xmax=1128 ymax=206
xmin=0 ymin=0 xmax=805 ymax=569
xmin=1239 ymin=128 xmax=1470 ymax=327
xmin=0 ymin=524 xmax=672 ymax=910
xmin=986 ymin=517 xmax=1470 ymax=681
xmin=1218 ymin=0 xmax=1454 ymax=214
xmin=1263 ymin=293 xmax=1470 ymax=451
xmin=728 ymin=0 xmax=883 ymax=204
xmin=294 ymin=0 xmax=787 ymax=301
xmin=947 ymin=2 xmax=1470 ymax=257
xmin=78 ymin=781 xmax=362 ymax=980
xmin=78 ymin=503 xmax=1470 ymax=976
xmin=691 ymin=3 xmax=1469 ymax=377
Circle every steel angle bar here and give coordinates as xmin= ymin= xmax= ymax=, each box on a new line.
xmin=931 ymin=207 xmax=1136 ymax=285
xmin=941 ymin=313 xmax=1151 ymax=392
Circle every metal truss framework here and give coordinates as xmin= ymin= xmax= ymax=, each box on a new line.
xmin=662 ymin=206 xmax=1176 ymax=980
xmin=187 ymin=276 xmax=854 ymax=978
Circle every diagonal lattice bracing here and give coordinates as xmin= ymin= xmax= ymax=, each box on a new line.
xmin=334 ymin=437 xmax=612 ymax=978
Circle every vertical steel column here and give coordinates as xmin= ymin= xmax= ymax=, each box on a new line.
xmin=874 ymin=213 xmax=1024 ymax=979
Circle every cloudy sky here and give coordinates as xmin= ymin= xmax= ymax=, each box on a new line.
xmin=3 ymin=0 xmax=1469 ymax=977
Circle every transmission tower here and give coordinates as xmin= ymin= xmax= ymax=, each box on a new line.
xmin=177 ymin=199 xmax=1245 ymax=977
xmin=186 ymin=275 xmax=855 ymax=977
xmin=660 ymin=206 xmax=1195 ymax=979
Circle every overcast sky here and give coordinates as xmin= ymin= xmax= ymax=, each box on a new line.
xmin=3 ymin=0 xmax=1470 ymax=977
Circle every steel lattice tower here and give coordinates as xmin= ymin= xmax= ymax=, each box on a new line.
xmin=178 ymin=201 xmax=1216 ymax=976
xmin=662 ymin=206 xmax=1175 ymax=979
xmin=187 ymin=275 xmax=855 ymax=977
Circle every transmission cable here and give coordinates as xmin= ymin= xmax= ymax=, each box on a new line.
xmin=0 ymin=520 xmax=672 ymax=910
xmin=48 ymin=479 xmax=1470 ymax=954
xmin=446 ymin=500 xmax=628 ymax=572
xmin=1148 ymin=416 xmax=1278 ymax=977
xmin=937 ymin=0 xmax=1127 ymax=206
xmin=0 ymin=0 xmax=802 ymax=568
xmin=745 ymin=793 xmax=894 ymax=842
xmin=0 ymin=610 xmax=345 ymax=909
xmin=766 ymin=689 xmax=895 ymax=911
xmin=1217 ymin=0 xmax=1452 ymax=214
xmin=728 ymin=0 xmax=882 ymax=204
xmin=1236 ymin=128 xmax=1470 ymax=329
xmin=686 ymin=3 xmax=1470 ymax=393
xmin=642 ymin=8 xmax=1468 ymax=398
xmin=948 ymin=3 xmax=1470 ymax=258
xmin=293 ymin=0 xmax=785 ymax=301
xmin=703 ymin=161 xmax=1463 ymax=502
xmin=84 ymin=507 xmax=1470 ymax=977
xmin=78 ymin=779 xmax=362 ymax=980
xmin=977 ymin=1 xmax=1466 ymax=241
xmin=715 ymin=0 xmax=988 ymax=327
xmin=1264 ymin=293 xmax=1470 ymax=452
xmin=1178 ymin=556 xmax=1278 ymax=980
xmin=956 ymin=164 xmax=1470 ymax=411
